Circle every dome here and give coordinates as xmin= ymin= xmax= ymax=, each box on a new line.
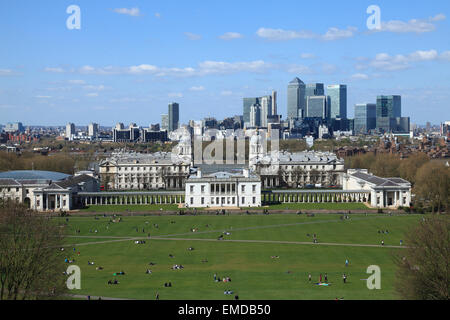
xmin=0 ymin=170 xmax=71 ymax=181
xmin=250 ymin=134 xmax=263 ymax=144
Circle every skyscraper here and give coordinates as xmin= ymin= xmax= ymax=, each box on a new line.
xmin=243 ymin=97 xmax=260 ymax=124
xmin=327 ymin=85 xmax=347 ymax=119
xmin=161 ymin=114 xmax=169 ymax=131
xmin=376 ymin=95 xmax=401 ymax=118
xmin=168 ymin=102 xmax=179 ymax=132
xmin=305 ymin=83 xmax=324 ymax=106
xmin=306 ymin=96 xmax=328 ymax=119
xmin=376 ymin=95 xmax=402 ymax=133
xmin=260 ymin=95 xmax=272 ymax=127
xmin=287 ymin=77 xmax=306 ymax=119
xmin=354 ymin=103 xmax=376 ymax=134
xmin=250 ymin=104 xmax=261 ymax=127
xmin=271 ymin=90 xmax=277 ymax=115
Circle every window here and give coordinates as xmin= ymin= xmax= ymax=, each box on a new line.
xmin=201 ymin=197 xmax=204 ymax=205
xmin=252 ymin=185 xmax=256 ymax=193
xmin=241 ymin=185 xmax=245 ymax=193
xmin=242 ymin=197 xmax=245 ymax=204
xmin=232 ymin=197 xmax=235 ymax=204
xmin=201 ymin=185 xmax=205 ymax=193
xmin=190 ymin=197 xmax=194 ymax=205
xmin=253 ymin=197 xmax=256 ymax=204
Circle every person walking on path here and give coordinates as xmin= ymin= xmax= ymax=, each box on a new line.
xmin=308 ymin=273 xmax=312 ymax=282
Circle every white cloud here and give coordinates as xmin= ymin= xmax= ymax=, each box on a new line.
xmin=351 ymin=73 xmax=369 ymax=80
xmin=44 ymin=67 xmax=65 ymax=73
xmin=0 ymin=69 xmax=21 ymax=76
xmin=189 ymin=86 xmax=205 ymax=91
xmin=168 ymin=93 xmax=183 ymax=98
xmin=221 ymin=90 xmax=233 ymax=96
xmin=378 ymin=14 xmax=446 ymax=33
xmin=68 ymin=80 xmax=86 ymax=85
xmin=256 ymin=28 xmax=316 ymax=41
xmin=219 ymin=32 xmax=244 ymax=40
xmin=83 ymin=85 xmax=107 ymax=91
xmin=286 ymin=64 xmax=313 ymax=74
xmin=321 ymin=27 xmax=357 ymax=41
xmin=155 ymin=13 xmax=161 ymax=18
xmin=362 ymin=49 xmax=446 ymax=71
xmin=113 ymin=8 xmax=141 ymax=17
xmin=300 ymin=53 xmax=316 ymax=59
xmin=184 ymin=32 xmax=202 ymax=40
xmin=256 ymin=26 xmax=357 ymax=41
xmin=440 ymin=51 xmax=450 ymax=61
xmin=86 ymin=93 xmax=99 ymax=97
xmin=43 ymin=60 xmax=273 ymax=78
xmin=35 ymin=95 xmax=52 ymax=99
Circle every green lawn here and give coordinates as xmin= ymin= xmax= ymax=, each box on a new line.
xmin=80 ymin=204 xmax=181 ymax=212
xmin=79 ymin=202 xmax=371 ymax=213
xmin=264 ymin=203 xmax=371 ymax=210
xmin=59 ymin=213 xmax=423 ymax=300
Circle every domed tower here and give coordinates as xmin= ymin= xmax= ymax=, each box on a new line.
xmin=249 ymin=131 xmax=265 ymax=169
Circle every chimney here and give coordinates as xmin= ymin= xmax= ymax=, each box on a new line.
xmin=243 ymin=168 xmax=249 ymax=178
xmin=197 ymin=168 xmax=202 ymax=178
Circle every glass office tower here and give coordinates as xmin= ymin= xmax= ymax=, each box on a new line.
xmin=168 ymin=102 xmax=179 ymax=132
xmin=354 ymin=103 xmax=376 ymax=134
xmin=287 ymin=77 xmax=306 ymax=119
xmin=327 ymin=84 xmax=347 ymax=119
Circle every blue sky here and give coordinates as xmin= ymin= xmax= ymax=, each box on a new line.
xmin=1 ymin=0 xmax=449 ymax=126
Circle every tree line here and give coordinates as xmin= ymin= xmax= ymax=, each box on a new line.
xmin=346 ymin=153 xmax=449 ymax=213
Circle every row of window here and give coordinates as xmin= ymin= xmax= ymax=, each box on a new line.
xmin=189 ymin=196 xmax=257 ymax=205
xmin=117 ymin=166 xmax=188 ymax=172
xmin=189 ymin=184 xmax=258 ymax=194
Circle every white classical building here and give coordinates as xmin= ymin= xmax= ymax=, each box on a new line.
xmin=0 ymin=170 xmax=99 ymax=211
xmin=343 ymin=169 xmax=411 ymax=208
xmin=99 ymin=136 xmax=192 ymax=191
xmin=249 ymin=133 xmax=345 ymax=188
xmin=185 ymin=166 xmax=261 ymax=208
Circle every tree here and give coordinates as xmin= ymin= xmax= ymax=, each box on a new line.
xmin=398 ymin=153 xmax=429 ymax=185
xmin=394 ymin=216 xmax=450 ymax=300
xmin=291 ymin=166 xmax=304 ymax=188
xmin=0 ymin=200 xmax=67 ymax=300
xmin=414 ymin=162 xmax=450 ymax=213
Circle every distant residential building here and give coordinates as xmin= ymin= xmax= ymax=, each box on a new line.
xmin=354 ymin=103 xmax=376 ymax=134
xmin=327 ymin=85 xmax=347 ymax=119
xmin=4 ymin=122 xmax=24 ymax=133
xmin=168 ymin=102 xmax=180 ymax=132
xmin=287 ymin=77 xmax=306 ymax=119
xmin=66 ymin=123 xmax=75 ymax=141
xmin=88 ymin=123 xmax=99 ymax=138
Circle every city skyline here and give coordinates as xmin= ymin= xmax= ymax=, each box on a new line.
xmin=1 ymin=0 xmax=450 ymax=126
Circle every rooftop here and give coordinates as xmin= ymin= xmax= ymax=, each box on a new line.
xmin=0 ymin=170 xmax=70 ymax=181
